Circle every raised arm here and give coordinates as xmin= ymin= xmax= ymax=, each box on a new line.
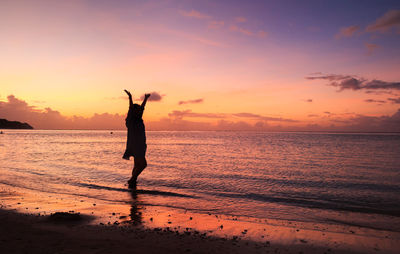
xmin=124 ymin=89 xmax=133 ymax=107
xmin=141 ymin=93 xmax=151 ymax=108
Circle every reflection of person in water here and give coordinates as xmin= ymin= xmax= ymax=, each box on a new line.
xmin=123 ymin=89 xmax=150 ymax=189
xmin=129 ymin=191 xmax=143 ymax=225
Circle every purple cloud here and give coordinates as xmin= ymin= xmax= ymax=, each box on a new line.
xmin=0 ymin=95 xmax=125 ymax=129
xmin=168 ymin=110 xmax=225 ymax=119
xmin=365 ymin=43 xmax=379 ymax=55
xmin=232 ymin=112 xmax=297 ymax=122
xmin=340 ymin=109 xmax=400 ymax=132
xmin=366 ymin=9 xmax=400 ymax=33
xmin=364 ymin=99 xmax=386 ymax=104
xmin=306 ymin=74 xmax=400 ymax=92
xmin=168 ymin=110 xmax=297 ymax=122
xmin=139 ymin=92 xmax=163 ymax=102
xmin=180 ymin=10 xmax=210 ymax=19
xmin=335 ymin=25 xmax=360 ymax=38
xmin=152 ymin=109 xmax=400 ymax=132
xmin=364 ymin=80 xmax=400 ymax=90
xmin=388 ymin=97 xmax=400 ymax=104
xmin=178 ymin=98 xmax=204 ymax=105
xmin=235 ymin=17 xmax=247 ymax=23
xmin=232 ymin=112 xmax=260 ymax=118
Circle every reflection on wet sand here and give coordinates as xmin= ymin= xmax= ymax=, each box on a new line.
xmin=129 ymin=188 xmax=143 ymax=225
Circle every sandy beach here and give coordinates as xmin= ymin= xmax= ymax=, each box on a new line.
xmin=1 ymin=207 xmax=258 ymax=254
xmin=0 ymin=207 xmax=367 ymax=254
xmin=1 ymin=187 xmax=399 ymax=254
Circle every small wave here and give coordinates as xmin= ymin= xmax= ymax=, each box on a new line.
xmin=200 ymin=173 xmax=400 ymax=193
xmin=206 ymin=191 xmax=400 ymax=217
xmin=76 ymin=182 xmax=198 ymax=198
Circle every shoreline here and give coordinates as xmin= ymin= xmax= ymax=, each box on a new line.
xmin=1 ymin=186 xmax=399 ymax=254
xmin=0 ymin=207 xmax=364 ymax=254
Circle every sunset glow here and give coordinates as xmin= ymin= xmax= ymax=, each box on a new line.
xmin=1 ymin=0 xmax=400 ymax=131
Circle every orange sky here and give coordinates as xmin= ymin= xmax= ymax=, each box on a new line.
xmin=1 ymin=0 xmax=400 ymax=131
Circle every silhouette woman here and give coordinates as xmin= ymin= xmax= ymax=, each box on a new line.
xmin=123 ymin=89 xmax=150 ymax=189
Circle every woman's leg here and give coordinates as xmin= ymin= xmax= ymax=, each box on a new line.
xmin=130 ymin=157 xmax=147 ymax=182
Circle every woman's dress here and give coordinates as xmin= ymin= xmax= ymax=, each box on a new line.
xmin=123 ymin=105 xmax=146 ymax=159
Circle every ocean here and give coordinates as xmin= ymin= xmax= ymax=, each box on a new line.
xmin=1 ymin=130 xmax=399 ymax=234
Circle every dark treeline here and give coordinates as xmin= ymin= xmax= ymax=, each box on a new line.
xmin=0 ymin=119 xmax=33 ymax=129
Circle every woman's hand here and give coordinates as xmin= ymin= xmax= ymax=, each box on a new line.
xmin=141 ymin=93 xmax=151 ymax=108
xmin=124 ymin=90 xmax=132 ymax=97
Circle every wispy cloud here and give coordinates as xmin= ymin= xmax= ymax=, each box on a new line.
xmin=232 ymin=112 xmax=262 ymax=118
xmin=388 ymin=97 xmax=400 ymax=104
xmin=365 ymin=90 xmax=394 ymax=95
xmin=363 ymin=80 xmax=400 ymax=90
xmin=208 ymin=20 xmax=224 ymax=29
xmin=232 ymin=112 xmax=297 ymax=122
xmin=257 ymin=30 xmax=268 ymax=38
xmin=161 ymin=27 xmax=226 ymax=47
xmin=366 ymin=9 xmax=400 ymax=33
xmin=230 ymin=25 xmax=253 ymax=36
xmin=306 ymin=74 xmax=400 ymax=92
xmin=168 ymin=110 xmax=225 ymax=119
xmin=235 ymin=17 xmax=247 ymax=23
xmin=363 ymin=97 xmax=400 ymax=104
xmin=364 ymin=99 xmax=386 ymax=104
xmin=168 ymin=110 xmax=297 ymax=122
xmin=335 ymin=25 xmax=360 ymax=38
xmin=178 ymin=98 xmax=204 ymax=105
xmin=180 ymin=9 xmax=211 ymax=19
xmin=230 ymin=25 xmax=267 ymax=38
xmin=180 ymin=10 xmax=266 ymax=38
xmin=365 ymin=42 xmax=379 ymax=55
xmin=192 ymin=36 xmax=226 ymax=47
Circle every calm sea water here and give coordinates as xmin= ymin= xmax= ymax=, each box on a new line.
xmin=1 ymin=130 xmax=400 ymax=231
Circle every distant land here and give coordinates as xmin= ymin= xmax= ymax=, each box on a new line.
xmin=0 ymin=119 xmax=34 ymax=129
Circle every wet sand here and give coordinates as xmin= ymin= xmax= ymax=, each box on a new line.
xmin=1 ymin=187 xmax=399 ymax=253
xmin=0 ymin=208 xmax=329 ymax=254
